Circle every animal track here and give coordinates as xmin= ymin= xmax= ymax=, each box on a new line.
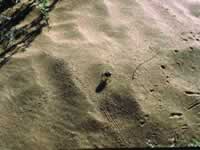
xmin=187 ymin=102 xmax=200 ymax=111
xmin=180 ymin=31 xmax=200 ymax=42
xmin=184 ymin=90 xmax=200 ymax=96
xmin=174 ymin=49 xmax=179 ymax=53
xmin=169 ymin=112 xmax=183 ymax=119
xmin=181 ymin=124 xmax=189 ymax=130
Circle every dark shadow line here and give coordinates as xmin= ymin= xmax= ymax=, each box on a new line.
xmin=96 ymin=80 xmax=107 ymax=93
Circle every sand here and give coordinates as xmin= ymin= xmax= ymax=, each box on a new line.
xmin=0 ymin=0 xmax=200 ymax=149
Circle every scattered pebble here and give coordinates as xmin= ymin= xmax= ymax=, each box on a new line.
xmin=161 ymin=65 xmax=166 ymax=69
xmin=150 ymin=89 xmax=154 ymax=92
xmin=189 ymin=46 xmax=193 ymax=50
xmin=139 ymin=119 xmax=145 ymax=126
xmin=174 ymin=49 xmax=179 ymax=53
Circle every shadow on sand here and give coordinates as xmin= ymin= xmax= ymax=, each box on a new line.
xmin=96 ymin=80 xmax=107 ymax=93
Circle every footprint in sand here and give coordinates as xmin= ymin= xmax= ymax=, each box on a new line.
xmin=169 ymin=112 xmax=183 ymax=119
xmin=181 ymin=31 xmax=200 ymax=42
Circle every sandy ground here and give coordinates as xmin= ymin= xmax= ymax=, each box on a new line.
xmin=0 ymin=0 xmax=200 ymax=149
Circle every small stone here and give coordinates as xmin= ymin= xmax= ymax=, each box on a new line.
xmin=191 ymin=66 xmax=196 ymax=70
xmin=139 ymin=119 xmax=145 ymax=126
xmin=150 ymin=89 xmax=154 ymax=92
xmin=174 ymin=49 xmax=179 ymax=53
xmin=189 ymin=46 xmax=193 ymax=50
xmin=161 ymin=65 xmax=166 ymax=69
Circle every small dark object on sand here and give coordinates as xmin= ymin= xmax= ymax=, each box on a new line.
xmin=96 ymin=71 xmax=112 ymax=93
xmin=102 ymin=71 xmax=112 ymax=78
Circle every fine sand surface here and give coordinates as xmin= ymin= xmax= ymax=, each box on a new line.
xmin=0 ymin=0 xmax=200 ymax=149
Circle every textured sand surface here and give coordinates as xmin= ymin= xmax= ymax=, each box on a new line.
xmin=0 ymin=0 xmax=200 ymax=149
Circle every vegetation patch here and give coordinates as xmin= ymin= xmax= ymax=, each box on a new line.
xmin=0 ymin=0 xmax=58 ymax=67
xmin=36 ymin=0 xmax=50 ymax=21
xmin=188 ymin=139 xmax=200 ymax=147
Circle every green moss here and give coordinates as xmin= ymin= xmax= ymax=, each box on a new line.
xmin=188 ymin=139 xmax=200 ymax=147
xmin=36 ymin=0 xmax=50 ymax=20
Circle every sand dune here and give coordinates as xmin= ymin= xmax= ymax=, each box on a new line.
xmin=0 ymin=0 xmax=199 ymax=149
